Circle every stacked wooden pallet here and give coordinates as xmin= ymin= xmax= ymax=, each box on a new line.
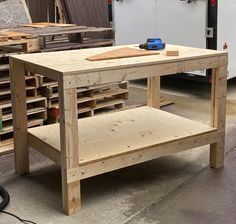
xmin=0 ymin=23 xmax=116 ymax=155
xmin=36 ymin=75 xmax=128 ymax=123
xmin=3 ymin=23 xmax=113 ymax=52
xmin=0 ymin=54 xmax=48 ymax=154
xmin=0 ymin=31 xmax=39 ymax=52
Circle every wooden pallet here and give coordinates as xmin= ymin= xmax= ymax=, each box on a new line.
xmin=20 ymin=22 xmax=76 ymax=28
xmin=0 ymin=75 xmax=39 ymax=101
xmin=0 ymin=97 xmax=47 ymax=135
xmin=0 ymin=31 xmax=35 ymax=41
xmin=0 ymin=31 xmax=39 ymax=52
xmin=48 ymin=82 xmax=128 ymax=108
xmin=0 ymin=138 xmax=13 ymax=156
xmin=45 ymin=82 xmax=128 ymax=123
xmin=35 ymin=74 xmax=57 ymax=87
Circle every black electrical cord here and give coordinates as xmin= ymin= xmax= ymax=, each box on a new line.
xmin=0 ymin=185 xmax=37 ymax=224
xmin=0 ymin=185 xmax=10 ymax=211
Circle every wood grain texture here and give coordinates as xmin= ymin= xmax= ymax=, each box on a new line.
xmin=58 ymin=85 xmax=80 ymax=215
xmin=10 ymin=59 xmax=29 ymax=174
xmin=11 ymin=45 xmax=227 ymax=75
xmin=28 ymin=106 xmax=217 ymax=166
xmin=86 ymin=47 xmax=160 ymax=61
xmin=11 ymin=43 xmax=228 ymax=215
xmin=210 ymin=66 xmax=227 ymax=168
xmin=147 ymin=77 xmax=160 ymax=109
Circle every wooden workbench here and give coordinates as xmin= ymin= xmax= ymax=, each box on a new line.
xmin=10 ymin=45 xmax=228 ymax=215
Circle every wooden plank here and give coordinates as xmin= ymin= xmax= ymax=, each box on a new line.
xmin=86 ymin=47 xmax=160 ymax=61
xmin=160 ymin=96 xmax=173 ymax=107
xmin=210 ymin=66 xmax=227 ymax=168
xmin=147 ymin=77 xmax=160 ymax=109
xmin=28 ymin=128 xmax=223 ymax=181
xmin=0 ymin=31 xmax=35 ymax=39
xmin=95 ymin=98 xmax=124 ymax=110
xmin=11 ymin=45 xmax=227 ymax=86
xmin=10 ymin=58 xmax=29 ymax=174
xmin=79 ymin=130 xmax=224 ymax=180
xmin=59 ymin=86 xmax=80 ymax=215
xmin=0 ymin=138 xmax=13 ymax=156
xmin=0 ymin=37 xmax=39 ymax=53
xmin=0 ymin=117 xmax=45 ymax=135
xmin=41 ymin=39 xmax=113 ymax=52
xmin=166 ymin=48 xmax=179 ymax=57
xmin=20 ymin=22 xmax=75 ymax=28
xmin=28 ymin=106 xmax=217 ymax=166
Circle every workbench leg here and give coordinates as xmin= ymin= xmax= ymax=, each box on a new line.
xmin=210 ymin=66 xmax=227 ymax=168
xmin=10 ymin=59 xmax=29 ymax=174
xmin=147 ymin=76 xmax=160 ymax=109
xmin=59 ymin=86 xmax=81 ymax=215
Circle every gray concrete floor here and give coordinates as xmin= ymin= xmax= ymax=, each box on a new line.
xmin=1 ymin=77 xmax=236 ymax=224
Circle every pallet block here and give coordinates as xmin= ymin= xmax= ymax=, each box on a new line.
xmin=166 ymin=48 xmax=179 ymax=56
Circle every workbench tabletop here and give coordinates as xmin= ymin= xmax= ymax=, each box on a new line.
xmin=10 ymin=44 xmax=227 ymax=75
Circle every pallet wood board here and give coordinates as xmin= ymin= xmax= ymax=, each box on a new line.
xmin=86 ymin=47 xmax=161 ymax=61
xmin=28 ymin=106 xmax=216 ymax=166
xmin=20 ymin=22 xmax=76 ymax=28
xmin=0 ymin=31 xmax=35 ymax=41
xmin=12 ymin=45 xmax=226 ymax=78
xmin=0 ymin=138 xmax=13 ymax=156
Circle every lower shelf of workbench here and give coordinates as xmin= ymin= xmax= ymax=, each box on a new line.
xmin=28 ymin=106 xmax=220 ymax=179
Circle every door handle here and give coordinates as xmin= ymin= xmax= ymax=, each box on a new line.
xmin=180 ymin=0 xmax=195 ymax=3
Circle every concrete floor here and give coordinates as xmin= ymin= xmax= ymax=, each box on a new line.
xmin=1 ymin=77 xmax=236 ymax=224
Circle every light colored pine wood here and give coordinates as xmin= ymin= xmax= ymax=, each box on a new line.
xmin=23 ymin=39 xmax=40 ymax=52
xmin=59 ymin=85 xmax=81 ymax=215
xmin=28 ymin=106 xmax=217 ymax=166
xmin=166 ymin=48 xmax=179 ymax=56
xmin=147 ymin=77 xmax=160 ymax=109
xmin=86 ymin=47 xmax=160 ymax=61
xmin=0 ymin=37 xmax=38 ymax=48
xmin=0 ymin=31 xmax=35 ymax=39
xmin=0 ymin=139 xmax=14 ymax=156
xmin=10 ymin=44 xmax=226 ymax=76
xmin=10 ymin=59 xmax=29 ymax=174
xmin=20 ymin=22 xmax=75 ymax=28
xmin=210 ymin=66 xmax=227 ymax=168
xmin=11 ymin=44 xmax=228 ymax=215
